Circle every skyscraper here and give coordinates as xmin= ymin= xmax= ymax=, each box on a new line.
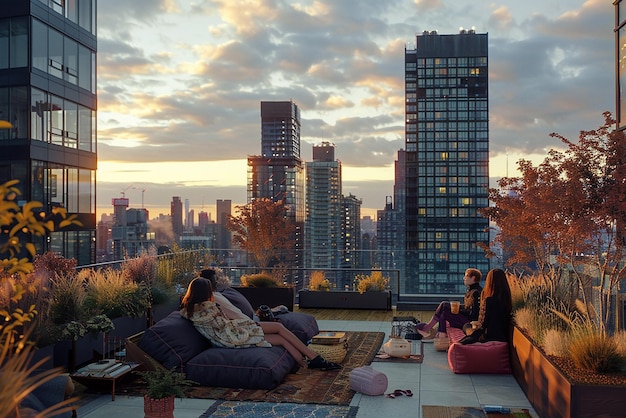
xmin=171 ymin=196 xmax=183 ymax=242
xmin=216 ymin=199 xmax=231 ymax=260
xmin=404 ymin=29 xmax=490 ymax=294
xmin=0 ymin=2 xmax=98 ymax=264
xmin=305 ymin=142 xmax=342 ymax=271
xmin=248 ymin=101 xmax=304 ymax=266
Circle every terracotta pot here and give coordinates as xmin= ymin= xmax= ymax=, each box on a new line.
xmin=143 ymin=395 xmax=174 ymax=418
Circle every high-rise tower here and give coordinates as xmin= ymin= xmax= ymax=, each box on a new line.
xmin=248 ymin=101 xmax=304 ymax=267
xmin=171 ymin=196 xmax=183 ymax=242
xmin=404 ymin=29 xmax=490 ymax=294
xmin=305 ymin=142 xmax=342 ymax=271
xmin=0 ymin=2 xmax=98 ymax=264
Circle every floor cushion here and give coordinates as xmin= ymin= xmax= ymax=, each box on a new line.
xmin=185 ymin=344 xmax=297 ymax=389
xmin=448 ymin=340 xmax=511 ymax=374
xmin=276 ymin=311 xmax=319 ymax=343
xmin=447 ymin=326 xmax=511 ymax=374
xmin=221 ymin=287 xmax=255 ymax=319
xmin=137 ymin=311 xmax=211 ymax=371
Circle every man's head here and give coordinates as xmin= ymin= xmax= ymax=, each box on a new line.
xmin=464 ymin=268 xmax=482 ymax=285
xmin=199 ymin=268 xmax=217 ymax=289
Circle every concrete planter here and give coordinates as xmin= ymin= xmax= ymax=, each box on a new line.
xmin=298 ymin=290 xmax=392 ymax=310
xmin=511 ymin=326 xmax=626 ymax=418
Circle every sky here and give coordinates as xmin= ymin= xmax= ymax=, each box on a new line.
xmin=95 ymin=0 xmax=614 ymax=222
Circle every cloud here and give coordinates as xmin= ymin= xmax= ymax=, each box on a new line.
xmin=95 ymin=0 xmax=615 ymax=217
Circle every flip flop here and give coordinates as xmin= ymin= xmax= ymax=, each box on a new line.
xmin=385 ymin=389 xmax=414 ymax=398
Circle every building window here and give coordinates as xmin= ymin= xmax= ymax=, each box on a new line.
xmin=0 ymin=17 xmax=28 ymax=69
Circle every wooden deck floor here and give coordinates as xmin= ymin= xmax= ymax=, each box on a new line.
xmin=294 ymin=306 xmax=431 ymax=321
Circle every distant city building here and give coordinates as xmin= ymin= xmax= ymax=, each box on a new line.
xmin=404 ymin=29 xmax=490 ymax=294
xmin=0 ymin=2 xmax=98 ymax=264
xmin=171 ymin=196 xmax=183 ymax=242
xmin=110 ymin=198 xmax=155 ymax=260
xmin=377 ymin=150 xmax=406 ymax=291
xmin=198 ymin=211 xmax=209 ymax=232
xmin=305 ymin=142 xmax=342 ymax=273
xmin=216 ymin=199 xmax=232 ymax=260
xmin=248 ymin=101 xmax=304 ymax=268
xmin=341 ymin=194 xmax=362 ymax=288
xmin=187 ymin=208 xmax=195 ymax=229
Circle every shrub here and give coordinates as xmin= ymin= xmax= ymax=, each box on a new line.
xmin=543 ymin=329 xmax=570 ymax=357
xmin=241 ymin=272 xmax=281 ymax=288
xmin=0 ymin=180 xmax=80 ymax=416
xmin=83 ymin=268 xmax=150 ymax=318
xmin=614 ymin=330 xmax=626 ymax=359
xmin=213 ymin=266 xmax=232 ymax=291
xmin=569 ymin=325 xmax=623 ymax=373
xmin=354 ymin=271 xmax=389 ymax=294
xmin=49 ymin=272 xmax=87 ymax=325
xmin=308 ymin=271 xmax=330 ymax=291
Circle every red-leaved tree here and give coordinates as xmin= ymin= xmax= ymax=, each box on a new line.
xmin=226 ymin=198 xmax=294 ymax=269
xmin=481 ymin=112 xmax=626 ymax=330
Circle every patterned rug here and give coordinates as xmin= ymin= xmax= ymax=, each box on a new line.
xmin=116 ymin=331 xmax=384 ymax=406
xmin=422 ymin=406 xmax=533 ymax=418
xmin=199 ymin=400 xmax=358 ymax=417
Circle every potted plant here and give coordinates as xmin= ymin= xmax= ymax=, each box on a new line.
xmin=298 ymin=270 xmax=392 ymax=310
xmin=233 ymin=272 xmax=296 ymax=311
xmin=139 ymin=362 xmax=195 ymax=418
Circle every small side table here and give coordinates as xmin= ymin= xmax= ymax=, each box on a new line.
xmin=71 ymin=361 xmax=140 ymax=401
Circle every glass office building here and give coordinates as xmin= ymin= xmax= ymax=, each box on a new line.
xmin=0 ymin=1 xmax=97 ymax=264
xmin=248 ymin=101 xmax=305 ymax=268
xmin=404 ymin=30 xmax=490 ymax=294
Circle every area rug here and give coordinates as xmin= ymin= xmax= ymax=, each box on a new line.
xmin=199 ymin=400 xmax=358 ymax=417
xmin=422 ymin=405 xmax=533 ymax=418
xmin=117 ymin=331 xmax=384 ymax=406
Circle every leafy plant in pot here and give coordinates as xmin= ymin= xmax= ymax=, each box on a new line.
xmin=139 ymin=361 xmax=195 ymax=418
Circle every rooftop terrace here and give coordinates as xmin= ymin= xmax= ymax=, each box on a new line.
xmin=75 ymin=308 xmax=537 ymax=418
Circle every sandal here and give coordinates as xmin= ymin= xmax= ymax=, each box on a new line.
xmin=385 ymin=389 xmax=413 ymax=398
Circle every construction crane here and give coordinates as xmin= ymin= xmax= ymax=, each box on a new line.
xmin=120 ymin=184 xmax=133 ymax=197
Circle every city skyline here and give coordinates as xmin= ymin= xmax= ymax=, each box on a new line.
xmin=96 ymin=0 xmax=612 ymax=220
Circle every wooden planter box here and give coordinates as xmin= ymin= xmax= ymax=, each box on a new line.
xmin=298 ymin=290 xmax=392 ymax=310
xmin=232 ymin=286 xmax=295 ymax=311
xmin=511 ymin=326 xmax=626 ymax=418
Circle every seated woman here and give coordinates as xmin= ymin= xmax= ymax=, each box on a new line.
xmin=472 ymin=268 xmax=513 ymax=342
xmin=417 ymin=268 xmax=483 ymax=339
xmin=179 ymin=277 xmax=341 ymax=371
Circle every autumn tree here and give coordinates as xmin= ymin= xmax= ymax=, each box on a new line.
xmin=481 ymin=112 xmax=626 ymax=330
xmin=226 ymin=198 xmax=294 ymax=269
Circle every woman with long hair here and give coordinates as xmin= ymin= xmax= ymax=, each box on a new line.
xmin=179 ymin=277 xmax=341 ymax=370
xmin=474 ymin=268 xmax=513 ymax=342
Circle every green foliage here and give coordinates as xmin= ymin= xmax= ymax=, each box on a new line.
xmin=354 ymin=271 xmax=389 ymax=293
xmin=82 ymin=268 xmax=150 ymax=318
xmin=139 ymin=362 xmax=195 ymax=399
xmin=241 ymin=272 xmax=281 ymax=288
xmin=49 ymin=272 xmax=87 ymax=325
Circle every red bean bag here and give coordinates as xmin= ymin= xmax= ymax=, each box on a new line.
xmin=446 ymin=325 xmax=511 ymax=374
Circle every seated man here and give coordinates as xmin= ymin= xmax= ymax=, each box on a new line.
xmin=418 ymin=268 xmax=483 ymax=340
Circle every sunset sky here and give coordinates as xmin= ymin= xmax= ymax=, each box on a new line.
xmin=95 ymin=0 xmax=613 ymax=221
